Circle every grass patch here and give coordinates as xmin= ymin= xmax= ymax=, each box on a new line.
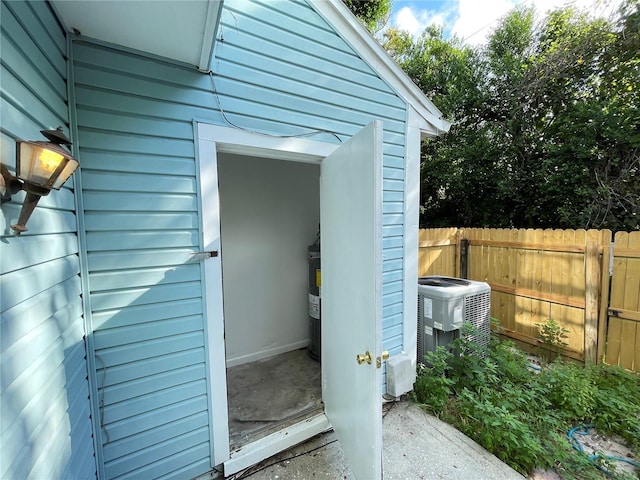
xmin=412 ymin=323 xmax=640 ymax=479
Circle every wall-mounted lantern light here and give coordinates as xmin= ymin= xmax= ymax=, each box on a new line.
xmin=0 ymin=127 xmax=79 ymax=234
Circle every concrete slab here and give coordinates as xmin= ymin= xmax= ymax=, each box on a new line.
xmin=227 ymin=349 xmax=322 ymax=448
xmin=227 ymin=400 xmax=525 ymax=479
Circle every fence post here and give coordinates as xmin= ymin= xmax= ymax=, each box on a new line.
xmin=585 ymin=241 xmax=600 ymax=363
xmin=454 ymin=229 xmax=461 ymax=278
xmin=459 ymin=238 xmax=470 ymax=279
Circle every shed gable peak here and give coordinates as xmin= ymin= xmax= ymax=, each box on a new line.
xmin=309 ymin=0 xmax=451 ymax=135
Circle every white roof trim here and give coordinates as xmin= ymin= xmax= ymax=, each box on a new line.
xmin=310 ymin=0 xmax=451 ymax=135
xmin=53 ymin=0 xmax=223 ymax=72
xmin=198 ymin=1 xmax=224 ymax=72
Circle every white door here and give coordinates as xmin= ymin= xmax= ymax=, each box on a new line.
xmin=321 ymin=120 xmax=384 ymax=479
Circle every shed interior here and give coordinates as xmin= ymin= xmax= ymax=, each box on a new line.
xmin=217 ymin=153 xmax=323 ymax=447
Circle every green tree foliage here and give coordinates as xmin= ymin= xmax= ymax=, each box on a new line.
xmin=342 ymin=0 xmax=391 ymax=32
xmin=387 ymin=1 xmax=639 ymax=230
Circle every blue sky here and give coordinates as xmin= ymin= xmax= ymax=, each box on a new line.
xmin=388 ymin=0 xmax=624 ymax=44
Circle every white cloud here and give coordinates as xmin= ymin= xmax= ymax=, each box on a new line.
xmin=523 ymin=0 xmax=624 ymax=18
xmin=392 ymin=6 xmax=447 ymax=37
xmin=452 ymin=0 xmax=515 ymax=44
xmin=391 ymin=0 xmax=625 ymax=46
xmin=395 ymin=7 xmax=420 ymax=35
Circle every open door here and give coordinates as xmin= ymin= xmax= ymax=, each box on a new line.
xmin=321 ymin=121 xmax=384 ymax=479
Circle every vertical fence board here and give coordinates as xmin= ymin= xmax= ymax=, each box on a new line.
xmin=455 ymin=230 xmax=462 ymax=277
xmin=597 ymin=231 xmax=612 ymax=363
xmin=553 ymin=230 xmax=569 ymax=347
xmin=573 ymin=230 xmax=587 ymax=309
xmin=626 ymin=233 xmax=639 ymax=370
xmin=585 ymin=242 xmax=600 ymax=363
xmin=520 ymin=228 xmax=530 ymax=334
xmin=607 ymin=231 xmax=626 ymax=365
xmin=532 ymin=229 xmax=545 ymax=330
xmin=568 ymin=230 xmax=585 ymax=352
xmin=606 ymin=232 xmax=627 ymax=367
xmin=506 ymin=229 xmax=518 ymax=332
xmin=632 ymin=226 xmax=640 ymax=371
xmin=542 ymin=229 xmax=555 ymax=320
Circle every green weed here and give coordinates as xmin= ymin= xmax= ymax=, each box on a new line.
xmin=536 ymin=318 xmax=570 ymax=363
xmin=413 ymin=323 xmax=640 ymax=479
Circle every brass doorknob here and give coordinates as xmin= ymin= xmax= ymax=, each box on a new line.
xmin=356 ymin=351 xmax=372 ymax=365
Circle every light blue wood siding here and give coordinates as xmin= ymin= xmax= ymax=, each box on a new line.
xmin=0 ymin=1 xmax=96 ymax=479
xmin=72 ymin=40 xmax=213 ymax=480
xmin=72 ymin=0 xmax=408 ymax=477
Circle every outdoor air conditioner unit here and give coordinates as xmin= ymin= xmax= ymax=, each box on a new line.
xmin=417 ymin=276 xmax=491 ymax=364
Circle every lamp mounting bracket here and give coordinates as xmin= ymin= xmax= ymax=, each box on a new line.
xmin=1 ymin=164 xmax=23 ymax=203
xmin=41 ymin=127 xmax=72 ymax=147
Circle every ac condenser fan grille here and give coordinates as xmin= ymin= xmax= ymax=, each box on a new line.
xmin=464 ymin=292 xmax=491 ymax=357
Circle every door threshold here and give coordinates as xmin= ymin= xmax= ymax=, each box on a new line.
xmin=224 ymin=413 xmax=331 ymax=476
xmin=229 ymin=404 xmax=324 ymax=450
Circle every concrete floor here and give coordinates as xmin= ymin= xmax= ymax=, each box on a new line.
xmin=226 ymin=401 xmax=525 ymax=480
xmin=227 ymin=349 xmax=322 ymax=448
xmin=221 ymin=349 xmax=524 ymax=480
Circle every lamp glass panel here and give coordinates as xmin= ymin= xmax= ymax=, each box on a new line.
xmin=18 ymin=142 xmax=77 ymax=189
xmin=52 ymin=157 xmax=79 ymax=189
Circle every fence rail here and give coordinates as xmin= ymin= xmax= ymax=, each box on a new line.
xmin=418 ymin=228 xmax=640 ymax=371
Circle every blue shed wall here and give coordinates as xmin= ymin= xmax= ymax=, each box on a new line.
xmin=0 ymin=1 xmax=96 ymax=479
xmin=215 ymin=0 xmax=409 ymax=354
xmin=71 ymin=0 xmax=408 ymax=477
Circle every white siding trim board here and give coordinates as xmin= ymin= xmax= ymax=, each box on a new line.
xmin=67 ymin=26 xmax=105 ymax=480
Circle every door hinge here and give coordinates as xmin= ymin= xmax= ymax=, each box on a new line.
xmin=376 ymin=351 xmax=389 ymax=369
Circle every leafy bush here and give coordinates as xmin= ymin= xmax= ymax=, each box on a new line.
xmin=589 ymin=363 xmax=640 ymax=451
xmin=455 ymin=388 xmax=548 ymax=473
xmin=413 ymin=325 xmax=640 ymax=479
xmin=540 ymin=361 xmax=597 ymax=421
xmin=412 ymin=346 xmax=453 ymax=413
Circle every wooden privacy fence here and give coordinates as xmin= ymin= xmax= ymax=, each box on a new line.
xmin=418 ymin=228 xmax=640 ymax=371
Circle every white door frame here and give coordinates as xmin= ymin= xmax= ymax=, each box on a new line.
xmin=196 ymin=123 xmax=339 ymax=468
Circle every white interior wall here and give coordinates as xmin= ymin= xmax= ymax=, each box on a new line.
xmin=218 ymin=153 xmax=320 ymax=366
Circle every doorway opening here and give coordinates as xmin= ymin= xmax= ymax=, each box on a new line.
xmin=217 ymin=152 xmax=323 ymax=449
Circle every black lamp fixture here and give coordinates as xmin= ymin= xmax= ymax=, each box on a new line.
xmin=1 ymin=127 xmax=79 ymax=234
